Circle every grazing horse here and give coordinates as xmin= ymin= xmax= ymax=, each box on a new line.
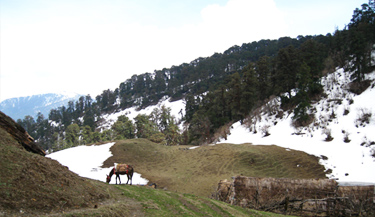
xmin=106 ymin=164 xmax=134 ymax=185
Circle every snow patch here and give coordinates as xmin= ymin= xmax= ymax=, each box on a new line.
xmin=219 ymin=68 xmax=375 ymax=184
xmin=100 ymin=97 xmax=185 ymax=130
xmin=47 ymin=142 xmax=148 ymax=185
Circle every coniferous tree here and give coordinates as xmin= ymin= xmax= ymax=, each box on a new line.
xmin=256 ymin=56 xmax=272 ymax=100
xmin=210 ymin=86 xmax=230 ymax=127
xmin=150 ymin=105 xmax=173 ymax=133
xmin=164 ymin=122 xmax=181 ymax=146
xmin=80 ymin=125 xmax=93 ymax=145
xmin=184 ymin=94 xmax=200 ymax=122
xmin=17 ymin=115 xmax=35 ymax=136
xmin=240 ymin=64 xmax=258 ymax=122
xmin=188 ymin=112 xmax=211 ymax=145
xmin=275 ymin=45 xmax=300 ymax=99
xmin=65 ymin=123 xmax=80 ymax=147
xmin=134 ymin=114 xmax=157 ymax=139
xmin=293 ymin=62 xmax=313 ymax=125
xmin=92 ymin=131 xmax=102 ymax=143
xmin=346 ymin=1 xmax=375 ymax=82
xmin=299 ymin=40 xmax=326 ymax=80
xmin=228 ymin=72 xmax=242 ymax=121
xmin=111 ymin=115 xmax=135 ymax=140
xmin=35 ymin=112 xmax=47 ymax=146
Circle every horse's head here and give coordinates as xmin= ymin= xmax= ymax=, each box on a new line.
xmin=106 ymin=175 xmax=111 ymax=183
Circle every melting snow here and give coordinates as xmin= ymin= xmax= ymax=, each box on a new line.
xmin=47 ymin=142 xmax=148 ymax=185
xmin=83 ymin=68 xmax=375 ymax=186
xmin=218 ymin=69 xmax=375 ymax=185
xmin=100 ymin=97 xmax=185 ymax=130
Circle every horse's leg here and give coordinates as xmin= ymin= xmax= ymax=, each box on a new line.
xmin=125 ymin=173 xmax=128 ymax=185
xmin=118 ymin=174 xmax=121 ymax=184
xmin=129 ymin=172 xmax=133 ymax=185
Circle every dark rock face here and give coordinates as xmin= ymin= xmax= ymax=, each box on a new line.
xmin=0 ymin=111 xmax=45 ymax=156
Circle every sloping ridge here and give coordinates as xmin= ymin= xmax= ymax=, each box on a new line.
xmin=0 ymin=111 xmax=110 ymax=215
xmin=0 ymin=111 xmax=45 ymax=156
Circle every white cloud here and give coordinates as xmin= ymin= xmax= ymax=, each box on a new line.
xmin=1 ymin=0 xmax=288 ymax=101
xmin=2 ymin=0 xmax=356 ymax=101
xmin=199 ymin=0 xmax=286 ymax=49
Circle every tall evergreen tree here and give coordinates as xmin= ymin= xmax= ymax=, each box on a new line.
xmin=65 ymin=123 xmax=80 ymax=147
xmin=80 ymin=125 xmax=93 ymax=145
xmin=134 ymin=114 xmax=157 ymax=139
xmin=256 ymin=56 xmax=272 ymax=100
xmin=112 ymin=115 xmax=135 ymax=140
xmin=275 ymin=45 xmax=300 ymax=98
xmin=240 ymin=64 xmax=258 ymax=122
xmin=293 ymin=62 xmax=313 ymax=125
xmin=346 ymin=0 xmax=375 ymax=82
xmin=228 ymin=72 xmax=242 ymax=121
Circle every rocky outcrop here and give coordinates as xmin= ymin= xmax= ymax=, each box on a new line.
xmin=214 ymin=176 xmax=375 ymax=216
xmin=0 ymin=111 xmax=45 ymax=156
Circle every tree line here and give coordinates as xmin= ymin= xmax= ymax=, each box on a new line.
xmin=18 ymin=1 xmax=375 ymax=151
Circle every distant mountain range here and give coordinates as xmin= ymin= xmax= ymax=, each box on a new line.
xmin=0 ymin=93 xmax=82 ymax=120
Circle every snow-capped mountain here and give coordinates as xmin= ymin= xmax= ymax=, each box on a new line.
xmin=0 ymin=92 xmax=82 ymax=120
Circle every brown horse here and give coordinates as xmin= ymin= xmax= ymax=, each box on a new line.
xmin=106 ymin=164 xmax=134 ymax=185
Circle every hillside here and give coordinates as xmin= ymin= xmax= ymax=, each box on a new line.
xmin=97 ymin=67 xmax=375 ymax=185
xmin=14 ymin=1 xmax=375 ymax=153
xmin=100 ymin=139 xmax=326 ymax=198
xmin=218 ymin=68 xmax=375 ymax=184
xmin=0 ymin=111 xmax=289 ymax=216
xmin=0 ymin=111 xmax=111 ymax=215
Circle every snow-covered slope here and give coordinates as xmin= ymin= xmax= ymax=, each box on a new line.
xmin=47 ymin=142 xmax=148 ymax=185
xmin=218 ymin=68 xmax=375 ymax=184
xmin=99 ymin=96 xmax=186 ymax=130
xmin=93 ymin=68 xmax=375 ymax=185
xmin=0 ymin=92 xmax=82 ymax=120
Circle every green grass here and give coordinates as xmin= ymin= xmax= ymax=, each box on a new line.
xmin=103 ymin=139 xmax=327 ymax=198
xmin=1 ymin=125 xmax=318 ymax=216
xmin=56 ymin=184 xmax=291 ymax=217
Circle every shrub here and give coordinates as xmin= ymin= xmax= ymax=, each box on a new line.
xmin=329 ymin=109 xmax=336 ymax=120
xmin=261 ymin=125 xmax=270 ymax=137
xmin=343 ymin=106 xmax=350 ymax=116
xmin=355 ymin=108 xmax=372 ymax=126
xmin=323 ymin=129 xmax=334 ymax=141
xmin=149 ymin=132 xmax=165 ymax=143
xmin=343 ymin=131 xmax=351 ymax=143
xmin=213 ymin=122 xmax=232 ymax=142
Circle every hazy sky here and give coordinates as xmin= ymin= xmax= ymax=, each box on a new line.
xmin=0 ymin=0 xmax=364 ymax=101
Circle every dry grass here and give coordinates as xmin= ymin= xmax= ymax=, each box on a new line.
xmin=0 ymin=127 xmax=115 ymax=216
xmin=103 ymin=139 xmax=327 ymax=198
xmin=1 ymin=123 xmax=325 ymax=216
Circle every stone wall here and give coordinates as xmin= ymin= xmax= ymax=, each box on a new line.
xmin=214 ymin=176 xmax=375 ymax=216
